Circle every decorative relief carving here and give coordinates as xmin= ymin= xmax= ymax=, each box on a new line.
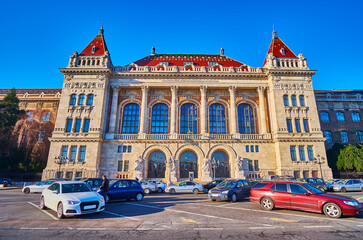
xmin=273 ymin=83 xmax=312 ymax=91
xmin=64 ymin=75 xmax=74 ymax=81
xmin=65 ymin=82 xmax=99 ymax=89
xmin=98 ymin=75 xmax=107 ymax=81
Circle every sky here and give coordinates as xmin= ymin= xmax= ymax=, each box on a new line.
xmin=0 ymin=0 xmax=362 ymax=90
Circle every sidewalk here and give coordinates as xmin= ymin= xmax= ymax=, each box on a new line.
xmin=0 ymin=186 xmax=20 ymax=190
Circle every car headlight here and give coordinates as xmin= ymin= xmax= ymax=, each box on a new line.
xmin=99 ymin=197 xmax=105 ymax=202
xmin=67 ymin=200 xmax=80 ymax=205
xmin=343 ymin=201 xmax=358 ymax=206
xmin=222 ymin=190 xmax=229 ymax=195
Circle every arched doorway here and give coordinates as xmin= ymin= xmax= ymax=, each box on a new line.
xmin=180 ymin=151 xmax=198 ymax=178
xmin=211 ymin=151 xmax=229 ymax=178
xmin=148 ymin=151 xmax=166 ymax=178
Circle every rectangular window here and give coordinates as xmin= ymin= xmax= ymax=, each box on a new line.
xmin=83 ymin=119 xmax=90 ymax=133
xmin=340 ymin=131 xmax=348 ymax=143
xmin=290 ymin=146 xmax=297 ymax=161
xmin=352 ymin=112 xmax=360 ymax=122
xmin=70 ymin=146 xmax=77 ymax=162
xmin=312 ymin=170 xmax=318 ymax=178
xmin=65 ymin=172 xmax=73 ymax=180
xmin=123 ymin=146 xmax=127 ymax=152
xmin=66 ymin=119 xmax=73 ymax=133
xmin=254 ymin=160 xmax=259 ymax=171
xmin=255 ymin=145 xmax=259 ymax=152
xmin=295 ymin=118 xmax=301 ymax=133
xmin=246 ymin=145 xmax=249 ymax=152
xmin=248 ymin=160 xmax=254 ymax=171
xmin=303 ymin=170 xmax=309 ymax=178
xmin=75 ymin=172 xmax=82 ymax=178
xmin=299 ymin=146 xmax=305 ymax=161
xmin=75 ymin=119 xmax=82 ymax=133
xmin=78 ymin=146 xmax=86 ymax=162
xmin=128 ymin=146 xmax=132 ymax=152
xmin=293 ymin=171 xmax=300 ymax=179
xmin=118 ymin=146 xmax=122 ymax=153
xmin=303 ymin=119 xmax=309 ymax=133
xmin=307 ymin=146 xmax=314 ymax=161
xmin=250 ymin=146 xmax=254 ymax=152
xmin=117 ymin=160 xmax=123 ymax=171
xmin=336 ymin=112 xmax=345 ymax=122
xmin=61 ymin=146 xmax=68 ymax=161
xmin=124 ymin=160 xmax=129 ymax=172
xmin=286 ymin=119 xmax=292 ymax=133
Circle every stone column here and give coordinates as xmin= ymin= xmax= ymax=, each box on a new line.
xmin=258 ymin=86 xmax=267 ymax=134
xmin=108 ymin=86 xmax=119 ymax=134
xmin=200 ymin=86 xmax=208 ymax=137
xmin=229 ymin=86 xmax=237 ymax=135
xmin=138 ymin=85 xmax=149 ymax=139
xmin=170 ymin=86 xmax=178 ymax=139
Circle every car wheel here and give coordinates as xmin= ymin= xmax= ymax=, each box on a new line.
xmin=135 ymin=193 xmax=143 ymax=201
xmin=261 ymin=197 xmax=274 ymax=211
xmin=193 ymin=188 xmax=199 ymax=194
xmin=203 ymin=188 xmax=208 ymax=194
xmin=323 ymin=203 xmax=342 ymax=218
xmin=341 ymin=187 xmax=347 ymax=192
xmin=144 ymin=188 xmax=151 ymax=194
xmin=40 ymin=197 xmax=47 ymax=210
xmin=212 ymin=199 xmax=216 ymax=201
xmin=57 ymin=203 xmax=64 ymax=219
xmin=23 ymin=188 xmax=30 ymax=194
xmin=231 ymin=193 xmax=237 ymax=202
xmin=170 ymin=189 xmax=176 ymax=195
xmin=157 ymin=187 xmax=163 ymax=193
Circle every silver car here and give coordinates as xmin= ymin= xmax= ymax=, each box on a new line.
xmin=331 ymin=179 xmax=363 ymax=192
xmin=165 ymin=181 xmax=204 ymax=194
xmin=140 ymin=181 xmax=157 ymax=194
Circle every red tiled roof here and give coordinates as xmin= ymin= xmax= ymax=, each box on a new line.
xmin=0 ymin=89 xmax=62 ymax=94
xmin=263 ymin=34 xmax=297 ymax=66
xmin=79 ymin=28 xmax=108 ymax=56
xmin=132 ymin=54 xmax=245 ymax=67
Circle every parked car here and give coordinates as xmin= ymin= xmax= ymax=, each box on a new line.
xmin=73 ymin=177 xmax=87 ymax=181
xmin=202 ymin=179 xmax=225 ymax=193
xmin=107 ymin=179 xmax=144 ymax=202
xmin=165 ymin=181 xmax=204 ymax=194
xmin=148 ymin=180 xmax=166 ymax=193
xmin=330 ymin=179 xmax=363 ymax=192
xmin=326 ymin=179 xmax=342 ymax=188
xmin=0 ymin=178 xmax=13 ymax=187
xmin=262 ymin=175 xmax=279 ymax=180
xmin=250 ymin=181 xmax=363 ymax=218
xmin=140 ymin=181 xmax=157 ymax=194
xmin=22 ymin=180 xmax=57 ymax=194
xmin=40 ymin=181 xmax=105 ymax=219
xmin=299 ymin=178 xmax=327 ymax=192
xmin=81 ymin=178 xmax=104 ymax=191
xmin=273 ymin=175 xmax=296 ymax=181
xmin=208 ymin=179 xmax=251 ymax=202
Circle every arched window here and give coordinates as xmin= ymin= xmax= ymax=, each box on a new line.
xmin=299 ymin=95 xmax=305 ymax=106
xmin=320 ymin=112 xmax=330 ymax=122
xmin=86 ymin=94 xmax=94 ymax=106
xmin=69 ymin=94 xmax=77 ymax=106
xmin=180 ymin=151 xmax=198 ymax=178
xmin=283 ymin=95 xmax=289 ymax=106
xmin=291 ymin=95 xmax=297 ymax=106
xmin=121 ymin=103 xmax=140 ymax=134
xmin=209 ymin=103 xmax=226 ymax=134
xmin=324 ymin=131 xmax=332 ymax=143
xmin=237 ymin=104 xmax=255 ymax=134
xmin=148 ymin=151 xmax=166 ymax=178
xmin=180 ymin=103 xmax=197 ymax=134
xmin=336 ymin=112 xmax=345 ymax=122
xmin=151 ymin=103 xmax=169 ymax=134
xmin=356 ymin=131 xmax=363 ymax=142
xmin=78 ymin=94 xmax=85 ymax=106
xmin=211 ymin=151 xmax=229 ymax=178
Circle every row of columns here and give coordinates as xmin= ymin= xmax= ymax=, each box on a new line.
xmin=107 ymin=85 xmax=268 ymax=136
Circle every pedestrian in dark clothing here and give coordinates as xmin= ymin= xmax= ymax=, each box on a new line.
xmin=100 ymin=175 xmax=109 ymax=202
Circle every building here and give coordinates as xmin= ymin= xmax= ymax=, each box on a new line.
xmin=2 ymin=27 xmax=334 ymax=181
xmin=315 ymin=90 xmax=363 ymax=149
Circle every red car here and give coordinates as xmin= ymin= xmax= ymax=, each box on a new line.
xmin=250 ymin=181 xmax=363 ymax=218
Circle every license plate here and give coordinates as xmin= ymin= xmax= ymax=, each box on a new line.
xmin=84 ymin=205 xmax=96 ymax=210
xmin=211 ymin=194 xmax=219 ymax=197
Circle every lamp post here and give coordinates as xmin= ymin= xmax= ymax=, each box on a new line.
xmin=314 ymin=154 xmax=325 ymax=179
xmin=211 ymin=157 xmax=219 ymax=180
xmin=54 ymin=154 xmax=68 ymax=178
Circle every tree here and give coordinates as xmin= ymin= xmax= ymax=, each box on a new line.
xmin=337 ymin=144 xmax=363 ymax=172
xmin=327 ymin=143 xmax=344 ymax=171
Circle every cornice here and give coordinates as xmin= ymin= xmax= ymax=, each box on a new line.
xmin=60 ymin=68 xmax=112 ymax=75
xmin=267 ymin=69 xmax=317 ymax=77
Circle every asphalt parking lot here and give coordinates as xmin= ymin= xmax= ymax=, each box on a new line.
xmin=0 ymin=189 xmax=363 ymax=240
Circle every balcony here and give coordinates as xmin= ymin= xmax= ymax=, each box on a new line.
xmin=112 ymin=133 xmax=271 ymax=140
xmin=114 ymin=134 xmax=138 ymax=140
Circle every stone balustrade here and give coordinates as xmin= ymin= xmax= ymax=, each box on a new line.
xmin=111 ymin=133 xmax=271 ymax=140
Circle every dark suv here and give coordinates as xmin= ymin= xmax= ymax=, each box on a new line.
xmin=202 ymin=179 xmax=225 ymax=193
xmin=299 ymin=178 xmax=326 ymax=192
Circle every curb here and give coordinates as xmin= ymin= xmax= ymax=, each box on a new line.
xmin=0 ymin=187 xmax=19 ymax=191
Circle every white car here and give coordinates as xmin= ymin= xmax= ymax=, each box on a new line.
xmin=40 ymin=181 xmax=105 ymax=219
xmin=22 ymin=180 xmax=57 ymax=194
xmin=140 ymin=181 xmax=157 ymax=194
xmin=165 ymin=181 xmax=204 ymax=194
xmin=148 ymin=180 xmax=166 ymax=193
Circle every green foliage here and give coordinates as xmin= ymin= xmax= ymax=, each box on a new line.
xmin=0 ymin=147 xmax=46 ymax=173
xmin=337 ymin=144 xmax=363 ymax=172
xmin=327 ymin=143 xmax=344 ymax=171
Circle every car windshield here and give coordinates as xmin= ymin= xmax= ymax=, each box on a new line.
xmin=336 ymin=180 xmax=346 ymax=184
xmin=62 ymin=183 xmax=92 ymax=193
xmin=302 ymin=183 xmax=323 ymax=194
xmin=217 ymin=180 xmax=237 ymax=187
xmin=36 ymin=181 xmax=46 ymax=186
xmin=109 ymin=180 xmax=118 ymax=186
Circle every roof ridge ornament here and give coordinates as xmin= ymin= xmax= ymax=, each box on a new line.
xmin=98 ymin=24 xmax=104 ymax=36
xmin=220 ymin=47 xmax=225 ymax=56
xmin=151 ymin=46 xmax=155 ymax=56
xmin=272 ymin=25 xmax=278 ymax=39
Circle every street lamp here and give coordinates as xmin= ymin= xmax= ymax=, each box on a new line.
xmin=314 ymin=154 xmax=325 ymax=179
xmin=54 ymin=154 xmax=68 ymax=178
xmin=211 ymin=157 xmax=219 ymax=180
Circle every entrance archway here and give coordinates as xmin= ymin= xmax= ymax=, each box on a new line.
xmin=180 ymin=151 xmax=198 ymax=178
xmin=211 ymin=151 xmax=230 ymax=178
xmin=148 ymin=151 xmax=166 ymax=178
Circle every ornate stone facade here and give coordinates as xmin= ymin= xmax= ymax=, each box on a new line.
xmin=36 ymin=28 xmax=333 ymax=181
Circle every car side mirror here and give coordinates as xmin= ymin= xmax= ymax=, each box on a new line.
xmin=52 ymin=190 xmax=59 ymax=194
xmin=305 ymin=192 xmax=311 ymax=196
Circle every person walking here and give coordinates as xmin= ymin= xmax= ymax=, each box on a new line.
xmin=100 ymin=175 xmax=109 ymax=203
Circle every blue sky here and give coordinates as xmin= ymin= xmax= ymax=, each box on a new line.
xmin=1 ymin=0 xmax=362 ymax=90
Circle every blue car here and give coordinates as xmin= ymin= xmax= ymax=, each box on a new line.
xmin=208 ymin=179 xmax=251 ymax=202
xmin=106 ymin=179 xmax=144 ymax=202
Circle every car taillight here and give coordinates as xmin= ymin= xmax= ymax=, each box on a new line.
xmin=155 ymin=184 xmax=157 ymax=188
